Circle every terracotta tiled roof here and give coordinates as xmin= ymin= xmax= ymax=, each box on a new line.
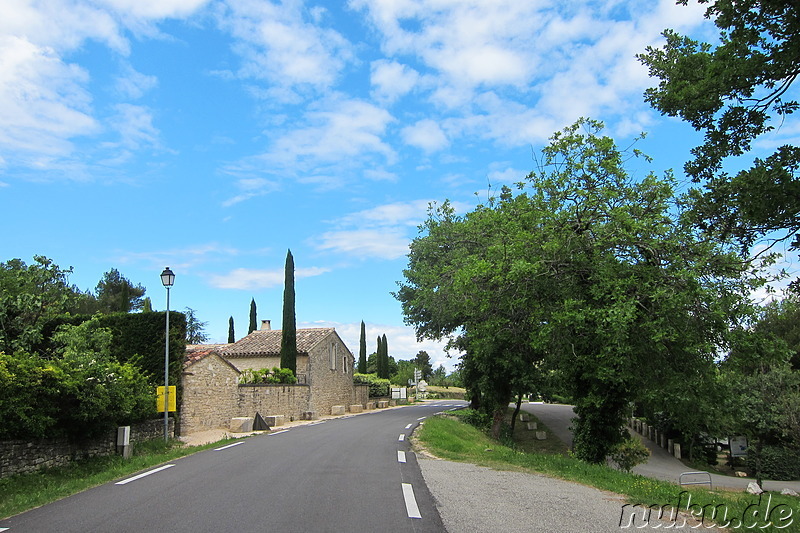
xmin=184 ymin=344 xmax=228 ymax=368
xmin=218 ymin=328 xmax=335 ymax=358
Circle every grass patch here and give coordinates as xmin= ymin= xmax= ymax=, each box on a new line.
xmin=0 ymin=437 xmax=238 ymax=520
xmin=507 ymin=409 xmax=569 ymax=456
xmin=417 ymin=415 xmax=800 ymax=532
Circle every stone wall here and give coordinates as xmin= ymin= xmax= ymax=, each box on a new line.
xmin=237 ymin=384 xmax=311 ymax=422
xmin=0 ymin=418 xmax=174 ymax=479
xmin=180 ymin=352 xmax=241 ymax=435
xmin=307 ymin=333 xmax=358 ymax=415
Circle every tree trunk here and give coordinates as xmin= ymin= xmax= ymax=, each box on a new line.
xmin=491 ymin=408 xmax=505 ymax=439
xmin=511 ymin=392 xmax=522 ymax=432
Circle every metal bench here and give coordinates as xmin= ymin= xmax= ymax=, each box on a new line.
xmin=679 ymin=471 xmax=713 ymax=490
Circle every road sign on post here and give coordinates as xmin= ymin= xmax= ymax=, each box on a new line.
xmin=157 ymin=385 xmax=177 ymax=412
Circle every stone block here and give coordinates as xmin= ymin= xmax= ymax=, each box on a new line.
xmin=366 ymin=402 xmax=375 ymax=410
xmin=263 ymin=415 xmax=285 ymax=426
xmin=519 ymin=413 xmax=530 ymax=422
xmin=331 ymin=405 xmax=346 ymax=416
xmin=389 ymin=399 xmax=397 ymax=406
xmin=301 ymin=411 xmax=317 ymax=420
xmin=377 ymin=401 xmax=389 ymax=409
xmin=526 ymin=422 xmax=537 ymax=431
xmin=668 ymin=439 xmax=674 ymax=455
xmin=230 ymin=417 xmax=253 ymax=433
xmin=535 ymin=431 xmax=547 ymax=440
xmin=735 ymin=471 xmax=748 ymax=478
xmin=673 ymin=443 xmax=681 ymax=460
xmin=660 ymin=434 xmax=666 ymax=448
xmin=348 ymin=405 xmax=363 ymax=413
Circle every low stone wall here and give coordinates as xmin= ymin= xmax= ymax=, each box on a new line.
xmin=0 ymin=418 xmax=174 ymax=479
xmin=237 ymin=383 xmax=311 ymax=423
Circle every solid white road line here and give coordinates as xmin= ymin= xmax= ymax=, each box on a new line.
xmin=214 ymin=441 xmax=244 ymax=451
xmin=417 ymin=417 xmax=426 ymax=421
xmin=401 ymin=483 xmax=422 ymax=519
xmin=398 ymin=450 xmax=406 ymax=463
xmin=270 ymin=430 xmax=290 ymax=435
xmin=1 ymin=527 xmax=10 ymax=531
xmin=115 ymin=464 xmax=175 ymax=485
xmin=405 ymin=423 xmax=413 ymax=429
xmin=398 ymin=434 xmax=405 ymax=441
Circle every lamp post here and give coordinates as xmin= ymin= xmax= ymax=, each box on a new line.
xmin=160 ymin=267 xmax=175 ymax=441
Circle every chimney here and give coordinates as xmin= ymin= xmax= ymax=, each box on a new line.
xmin=260 ymin=319 xmax=271 ymax=331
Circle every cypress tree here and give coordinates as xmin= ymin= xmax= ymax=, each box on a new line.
xmin=376 ymin=335 xmax=383 ymax=377
xmin=248 ymin=298 xmax=257 ymax=334
xmin=280 ymin=249 xmax=297 ymax=374
xmin=381 ymin=334 xmax=389 ymax=379
xmin=358 ymin=320 xmax=367 ymax=374
xmin=228 ymin=316 xmax=235 ymax=343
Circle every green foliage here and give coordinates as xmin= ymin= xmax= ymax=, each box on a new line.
xmin=353 ymin=373 xmax=390 ymax=397
xmin=390 ymin=358 xmax=415 ymax=386
xmin=357 ymin=320 xmax=367 ymax=374
xmin=184 ymin=307 xmax=209 ymax=344
xmin=0 ymin=256 xmax=85 ymax=354
xmin=745 ymin=444 xmax=800 ymax=481
xmin=93 ymin=268 xmax=146 ymax=313
xmin=280 ymin=250 xmax=297 ymax=374
xmin=450 ymin=408 xmax=492 ymax=431
xmin=0 ymin=321 xmax=154 ymax=441
xmin=638 ymin=1 xmax=800 ymax=261
xmin=228 ymin=316 xmax=235 ymax=344
xmin=609 ymin=437 xmax=651 ymax=472
xmin=248 ymin=298 xmax=257 ymax=334
xmin=397 ymin=118 xmax=751 ymax=457
xmin=239 ymin=367 xmax=297 ymax=384
xmin=413 ymin=350 xmax=433 ymax=380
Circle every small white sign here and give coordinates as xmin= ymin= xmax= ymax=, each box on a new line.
xmin=730 ymin=435 xmax=748 ymax=457
xmin=391 ymin=387 xmax=407 ymax=399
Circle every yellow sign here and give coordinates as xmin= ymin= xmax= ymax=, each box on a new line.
xmin=156 ymin=386 xmax=177 ymax=412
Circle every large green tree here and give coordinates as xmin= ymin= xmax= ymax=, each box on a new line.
xmin=280 ymin=250 xmax=297 ymax=374
xmin=638 ymin=0 xmax=800 ymax=261
xmin=228 ymin=316 xmax=235 ymax=343
xmin=397 ymin=119 xmax=751 ymax=458
xmin=248 ymin=298 xmax=257 ymax=334
xmin=94 ymin=268 xmax=146 ymax=313
xmin=184 ymin=307 xmax=209 ymax=344
xmin=413 ymin=350 xmax=433 ymax=381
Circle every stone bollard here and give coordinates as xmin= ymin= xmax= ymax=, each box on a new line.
xmin=230 ymin=417 xmax=253 ymax=433
xmin=673 ymin=443 xmax=682 ymax=460
xmin=668 ymin=439 xmax=674 ymax=455
xmin=519 ymin=413 xmax=530 ymax=422
xmin=331 ymin=405 xmax=346 ymax=416
xmin=349 ymin=405 xmax=364 ymax=413
xmin=526 ymin=422 xmax=537 ymax=431
xmin=535 ymin=431 xmax=547 ymax=440
xmin=264 ymin=415 xmax=285 ymax=426
xmin=660 ymin=434 xmax=666 ymax=449
xmin=377 ymin=400 xmax=389 ymax=408
xmin=366 ymin=402 xmax=375 ymax=410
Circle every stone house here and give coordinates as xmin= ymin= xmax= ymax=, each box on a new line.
xmin=180 ymin=321 xmax=368 ymax=435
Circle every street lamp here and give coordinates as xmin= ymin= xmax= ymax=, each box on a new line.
xmin=161 ymin=267 xmax=175 ymax=441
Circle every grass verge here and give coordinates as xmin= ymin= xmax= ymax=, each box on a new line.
xmin=0 ymin=437 xmax=238 ymax=520
xmin=417 ymin=414 xmax=800 ymax=532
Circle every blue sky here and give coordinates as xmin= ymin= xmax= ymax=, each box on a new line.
xmin=4 ymin=0 xmax=790 ymax=371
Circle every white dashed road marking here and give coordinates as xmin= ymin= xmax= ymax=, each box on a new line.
xmin=398 ymin=451 xmax=406 ymax=463
xmin=402 ymin=483 xmax=422 ymax=519
xmin=214 ymin=441 xmax=244 ymax=451
xmin=115 ymin=464 xmax=175 ymax=485
xmin=398 ymin=434 xmax=405 ymax=442
xmin=405 ymin=423 xmax=413 ymax=429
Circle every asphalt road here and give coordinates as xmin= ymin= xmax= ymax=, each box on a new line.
xmin=0 ymin=401 xmax=467 ymax=533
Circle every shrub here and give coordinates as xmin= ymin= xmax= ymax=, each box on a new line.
xmin=609 ymin=437 xmax=651 ymax=472
xmin=353 ymin=373 xmax=390 ymax=397
xmin=239 ymin=367 xmax=297 ymax=385
xmin=746 ymin=445 xmax=800 ymax=481
xmin=451 ymin=409 xmax=492 ymax=431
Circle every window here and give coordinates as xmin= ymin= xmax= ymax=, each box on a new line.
xmin=342 ymin=355 xmax=348 ymax=374
xmin=329 ymin=342 xmax=336 ymax=370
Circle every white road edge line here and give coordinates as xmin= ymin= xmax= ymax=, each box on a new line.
xmin=214 ymin=441 xmax=244 ymax=451
xmin=270 ymin=430 xmax=290 ymax=435
xmin=405 ymin=423 xmax=413 ymax=429
xmin=398 ymin=434 xmax=405 ymax=441
xmin=115 ymin=464 xmax=175 ymax=485
xmin=1 ymin=527 xmax=10 ymax=531
xmin=398 ymin=450 xmax=406 ymax=463
xmin=417 ymin=417 xmax=426 ymax=421
xmin=402 ymin=483 xmax=422 ymax=519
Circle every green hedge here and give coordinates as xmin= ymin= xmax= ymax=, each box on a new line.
xmin=353 ymin=373 xmax=390 ymax=397
xmin=41 ymin=312 xmax=186 ymax=386
xmin=746 ymin=445 xmax=800 ymax=481
xmin=0 ymin=351 xmax=154 ymax=440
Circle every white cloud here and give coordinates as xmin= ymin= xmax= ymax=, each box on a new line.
xmin=370 ymin=59 xmax=419 ymax=103
xmin=401 ymin=119 xmax=449 ymax=152
xmin=115 ymin=63 xmax=158 ymax=99
xmin=210 ymin=266 xmax=330 ymax=290
xmin=314 ymin=199 xmax=434 ymax=260
xmin=97 ymin=0 xmax=209 ymax=19
xmin=216 ymin=0 xmax=354 ymax=98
